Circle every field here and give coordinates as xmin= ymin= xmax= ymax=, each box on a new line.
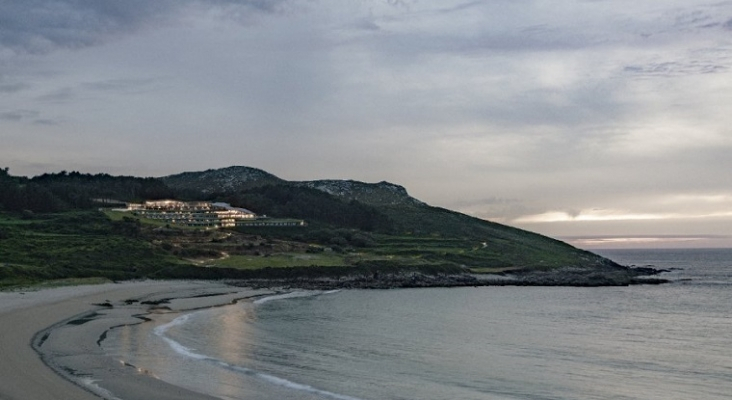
xmin=0 ymin=211 xmax=182 ymax=288
xmin=0 ymin=209 xmax=608 ymax=288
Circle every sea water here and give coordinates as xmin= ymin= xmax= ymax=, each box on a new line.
xmin=104 ymin=249 xmax=732 ymax=400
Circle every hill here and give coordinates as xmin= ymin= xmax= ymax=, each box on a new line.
xmin=162 ymin=166 xmax=284 ymax=194
xmin=296 ymin=180 xmax=424 ymax=207
xmin=0 ymin=166 xmax=665 ymax=288
xmin=160 ymin=166 xmax=616 ymax=270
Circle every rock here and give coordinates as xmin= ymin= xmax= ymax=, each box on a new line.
xmin=231 ymin=264 xmax=669 ymax=289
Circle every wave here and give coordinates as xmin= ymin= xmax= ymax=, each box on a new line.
xmin=78 ymin=377 xmax=124 ymax=400
xmin=153 ymin=312 xmax=193 ymax=335
xmin=225 ymin=363 xmax=363 ymax=400
xmin=253 ymin=289 xmax=339 ymax=305
xmin=153 ymin=290 xmax=358 ymax=400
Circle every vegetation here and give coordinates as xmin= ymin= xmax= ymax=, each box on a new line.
xmin=0 ymin=168 xmax=172 ymax=213
xmin=0 ymin=211 xmax=177 ymax=287
xmin=220 ymin=185 xmax=395 ymax=232
xmin=212 ymin=253 xmax=347 ymax=269
xmin=0 ymin=166 xmax=621 ymax=288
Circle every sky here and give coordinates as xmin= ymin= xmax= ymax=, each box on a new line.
xmin=2 ymin=0 xmax=732 ymax=249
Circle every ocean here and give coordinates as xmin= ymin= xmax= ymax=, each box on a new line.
xmin=104 ymin=248 xmax=732 ymax=400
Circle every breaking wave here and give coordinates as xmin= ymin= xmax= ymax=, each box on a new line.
xmin=153 ymin=290 xmax=357 ymax=400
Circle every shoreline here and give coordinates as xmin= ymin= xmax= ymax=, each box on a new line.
xmin=231 ymin=265 xmax=670 ymax=290
xmin=0 ymin=280 xmax=275 ymax=400
xmin=0 ymin=267 xmax=670 ymax=400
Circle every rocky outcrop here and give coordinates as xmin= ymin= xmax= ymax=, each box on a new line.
xmin=232 ymin=265 xmax=668 ymax=290
xmin=162 ymin=166 xmax=423 ymax=207
xmin=162 ymin=166 xmax=284 ymax=193
xmin=505 ymin=265 xmax=669 ymax=286
xmin=295 ymin=180 xmax=424 ymax=207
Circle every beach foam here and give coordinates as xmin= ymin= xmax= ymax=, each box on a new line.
xmin=152 ymin=291 xmax=362 ymax=400
xmin=5 ymin=281 xmax=264 ymax=400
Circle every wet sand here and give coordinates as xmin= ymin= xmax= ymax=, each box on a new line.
xmin=0 ymin=280 xmax=273 ymax=400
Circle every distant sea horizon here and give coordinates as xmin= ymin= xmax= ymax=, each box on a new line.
xmin=558 ymin=234 xmax=732 ymax=250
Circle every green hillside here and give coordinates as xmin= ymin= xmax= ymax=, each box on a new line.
xmin=164 ymin=167 xmax=617 ymax=270
xmin=0 ymin=166 xmax=634 ymax=288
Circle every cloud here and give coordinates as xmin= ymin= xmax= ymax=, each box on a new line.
xmin=514 ymin=208 xmax=732 ymax=224
xmin=560 ymin=234 xmax=732 ymax=249
xmin=32 ymin=118 xmax=60 ymax=126
xmin=0 ymin=0 xmax=296 ymax=54
xmin=82 ymin=78 xmax=161 ymax=95
xmin=352 ymin=18 xmax=381 ymax=32
xmin=622 ymin=46 xmax=732 ymax=77
xmin=0 ymin=82 xmax=30 ymax=93
xmin=448 ymin=197 xmax=520 ymax=209
xmin=0 ymin=1 xmax=168 ymax=53
xmin=623 ymin=61 xmax=727 ymax=76
xmin=0 ymin=109 xmax=61 ymax=126
xmin=22 ymin=78 xmax=160 ymax=107
xmin=0 ymin=109 xmax=39 ymax=121
xmin=436 ymin=1 xmax=486 ymax=15
xmin=514 ymin=210 xmax=676 ymax=224
xmin=36 ymin=87 xmax=75 ymax=103
xmin=662 ymin=193 xmax=732 ymax=204
xmin=2 ymin=0 xmax=732 ymax=248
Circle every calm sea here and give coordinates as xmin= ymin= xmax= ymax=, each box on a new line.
xmin=105 ymin=248 xmax=732 ymax=400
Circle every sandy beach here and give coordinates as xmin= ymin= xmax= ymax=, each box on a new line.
xmin=0 ymin=280 xmax=274 ymax=400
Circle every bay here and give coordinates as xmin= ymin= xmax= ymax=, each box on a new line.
xmin=105 ymin=248 xmax=732 ymax=400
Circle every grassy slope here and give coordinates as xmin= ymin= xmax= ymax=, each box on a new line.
xmin=379 ymin=204 xmax=613 ymax=269
xmin=0 ymin=203 xmax=617 ymax=288
xmin=0 ymin=167 xmax=621 ymax=288
xmin=158 ymin=169 xmax=618 ymax=271
xmin=0 ymin=211 xmax=185 ymax=287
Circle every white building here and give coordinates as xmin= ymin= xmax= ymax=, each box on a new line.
xmin=125 ymin=200 xmax=256 ymax=228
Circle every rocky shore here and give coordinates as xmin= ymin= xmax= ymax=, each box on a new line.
xmin=507 ymin=265 xmax=669 ymax=286
xmin=231 ymin=265 xmax=669 ymax=290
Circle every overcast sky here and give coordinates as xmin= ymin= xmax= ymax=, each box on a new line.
xmin=2 ymin=0 xmax=732 ymax=248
